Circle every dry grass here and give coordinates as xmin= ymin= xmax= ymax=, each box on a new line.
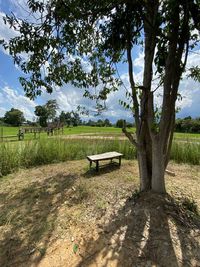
xmin=0 ymin=159 xmax=199 ymax=267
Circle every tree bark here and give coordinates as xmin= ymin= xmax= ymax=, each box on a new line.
xmin=124 ymin=1 xmax=190 ymax=194
xmin=151 ymin=138 xmax=166 ymax=193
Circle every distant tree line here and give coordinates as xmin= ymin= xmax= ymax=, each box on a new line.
xmin=175 ymin=117 xmax=200 ymax=133
xmin=83 ymin=119 xmax=112 ymax=127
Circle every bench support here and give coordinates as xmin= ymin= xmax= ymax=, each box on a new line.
xmin=87 ymin=152 xmax=123 ymax=172
xmin=96 ymin=161 xmax=99 ymax=172
xmin=89 ymin=156 xmax=122 ymax=172
xmin=119 ymin=156 xmax=121 ymax=166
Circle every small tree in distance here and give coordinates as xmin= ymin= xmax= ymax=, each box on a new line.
xmin=35 ymin=100 xmax=59 ymax=127
xmin=59 ymin=111 xmax=81 ymax=127
xmin=1 ymin=1 xmax=200 ymax=193
xmin=116 ymin=119 xmax=125 ymax=128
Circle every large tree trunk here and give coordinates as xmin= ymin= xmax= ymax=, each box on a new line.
xmin=137 ymin=137 xmax=166 ymax=194
xmin=151 ymin=138 xmax=166 ymax=193
xmin=125 ymin=1 xmax=189 ymax=194
xmin=137 ymin=150 xmax=151 ymax=191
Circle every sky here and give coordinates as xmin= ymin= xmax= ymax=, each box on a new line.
xmin=0 ymin=0 xmax=200 ymax=123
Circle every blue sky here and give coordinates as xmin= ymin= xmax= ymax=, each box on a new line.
xmin=0 ymin=1 xmax=200 ymax=122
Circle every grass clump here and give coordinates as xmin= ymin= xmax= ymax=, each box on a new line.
xmin=171 ymin=142 xmax=200 ymax=165
xmin=179 ymin=195 xmax=199 ymax=216
xmin=172 ymin=192 xmax=199 ymax=220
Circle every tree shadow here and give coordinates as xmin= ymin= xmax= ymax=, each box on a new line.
xmin=77 ymin=193 xmax=200 ymax=267
xmin=84 ymin=162 xmax=121 ymax=178
xmin=0 ymin=172 xmax=78 ymax=267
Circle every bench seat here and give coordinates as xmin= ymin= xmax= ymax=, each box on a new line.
xmin=87 ymin=151 xmax=123 ymax=171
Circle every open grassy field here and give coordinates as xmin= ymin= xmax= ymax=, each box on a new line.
xmin=1 ymin=125 xmax=200 ymax=141
xmin=0 ymin=125 xmax=199 ymax=176
xmin=0 ymin=159 xmax=199 ymax=267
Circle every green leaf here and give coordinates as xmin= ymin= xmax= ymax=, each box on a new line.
xmin=73 ymin=244 xmax=79 ymax=254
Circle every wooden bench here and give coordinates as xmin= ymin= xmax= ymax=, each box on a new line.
xmin=87 ymin=151 xmax=123 ymax=171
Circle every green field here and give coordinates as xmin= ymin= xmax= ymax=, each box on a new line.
xmin=0 ymin=126 xmax=200 ymax=141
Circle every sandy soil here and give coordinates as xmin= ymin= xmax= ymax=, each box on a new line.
xmin=0 ymin=160 xmax=199 ymax=267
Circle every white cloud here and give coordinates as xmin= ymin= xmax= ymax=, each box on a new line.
xmin=0 ymin=107 xmax=6 ymax=117
xmin=0 ymin=11 xmax=19 ymax=55
xmin=0 ymin=86 xmax=36 ymax=120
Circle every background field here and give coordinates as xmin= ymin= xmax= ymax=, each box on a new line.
xmin=1 ymin=125 xmax=200 ymax=140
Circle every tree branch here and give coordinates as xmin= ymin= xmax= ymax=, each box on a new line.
xmin=122 ymin=126 xmax=138 ymax=148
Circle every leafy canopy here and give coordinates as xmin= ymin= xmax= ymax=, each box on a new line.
xmin=1 ymin=0 xmax=200 ymax=111
xmin=34 ymin=99 xmax=59 ymax=126
xmin=4 ymin=108 xmax=25 ymax=126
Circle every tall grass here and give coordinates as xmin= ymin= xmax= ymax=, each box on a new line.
xmin=171 ymin=142 xmax=200 ymax=165
xmin=0 ymin=138 xmax=199 ymax=176
xmin=0 ymin=138 xmax=136 ymax=176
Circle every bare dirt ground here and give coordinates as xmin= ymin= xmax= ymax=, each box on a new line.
xmin=0 ymin=160 xmax=200 ymax=267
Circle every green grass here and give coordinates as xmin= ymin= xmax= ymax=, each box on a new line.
xmin=0 ymin=126 xmax=199 ymax=177
xmin=171 ymin=142 xmax=200 ymax=165
xmin=0 ymin=126 xmax=20 ymax=136
xmin=0 ymin=138 xmax=136 ymax=176
xmin=174 ymin=132 xmax=200 ymax=141
xmin=0 ymin=125 xmax=126 ymax=136
xmin=0 ymin=136 xmax=200 ymax=177
xmin=63 ymin=126 xmax=126 ymax=135
xmin=1 ymin=125 xmax=200 ymax=140
xmin=0 ymin=126 xmax=130 ymax=142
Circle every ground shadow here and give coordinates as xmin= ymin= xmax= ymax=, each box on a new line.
xmin=84 ymin=162 xmax=121 ymax=178
xmin=0 ymin=172 xmax=78 ymax=267
xmin=76 ymin=193 xmax=200 ymax=267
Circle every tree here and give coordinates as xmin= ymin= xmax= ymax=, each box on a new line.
xmin=59 ymin=111 xmax=66 ymax=124
xmin=4 ymin=108 xmax=25 ymax=126
xmin=59 ymin=110 xmax=81 ymax=126
xmin=71 ymin=111 xmax=81 ymax=126
xmin=104 ymin=119 xmax=112 ymax=127
xmin=96 ymin=119 xmax=104 ymax=127
xmin=175 ymin=117 xmax=200 ymax=133
xmin=34 ymin=105 xmax=48 ymax=127
xmin=45 ymin=100 xmax=59 ymax=122
xmin=35 ymin=100 xmax=59 ymax=127
xmin=116 ymin=119 xmax=125 ymax=128
xmin=65 ymin=112 xmax=72 ymax=127
xmin=2 ymin=0 xmax=200 ymax=193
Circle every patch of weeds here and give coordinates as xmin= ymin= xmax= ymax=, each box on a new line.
xmin=83 ymin=165 xmax=90 ymax=173
xmin=173 ymin=192 xmax=199 ymax=220
xmin=38 ymin=247 xmax=46 ymax=257
xmin=123 ymin=174 xmax=135 ymax=182
xmin=96 ymin=199 xmax=107 ymax=210
xmin=131 ymin=189 xmax=141 ymax=200
xmin=180 ymin=195 xmax=199 ymax=216
xmin=74 ymin=182 xmax=90 ymax=203
xmin=73 ymin=243 xmax=79 ymax=254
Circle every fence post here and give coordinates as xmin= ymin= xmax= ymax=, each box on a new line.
xmin=0 ymin=127 xmax=3 ymax=142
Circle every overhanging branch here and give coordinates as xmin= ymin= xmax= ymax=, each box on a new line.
xmin=122 ymin=126 xmax=138 ymax=148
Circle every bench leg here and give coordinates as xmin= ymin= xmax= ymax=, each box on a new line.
xmin=96 ymin=161 xmax=99 ymax=172
xmin=89 ymin=161 xmax=92 ymax=169
xmin=119 ymin=156 xmax=121 ymax=167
